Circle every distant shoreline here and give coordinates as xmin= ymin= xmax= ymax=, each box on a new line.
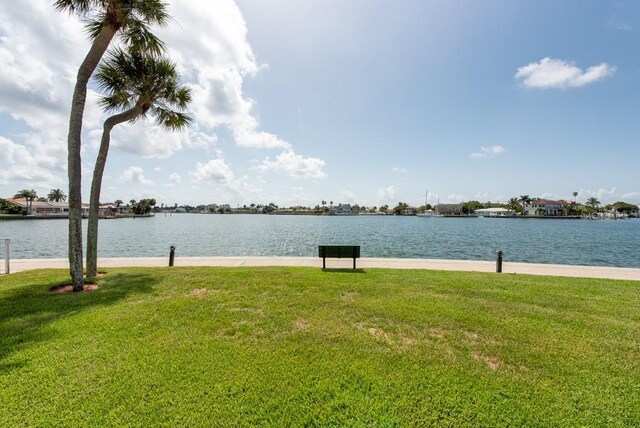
xmin=2 ymin=212 xmax=636 ymax=220
xmin=0 ymin=214 xmax=154 ymax=220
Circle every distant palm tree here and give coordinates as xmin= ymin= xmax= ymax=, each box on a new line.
xmin=86 ymin=49 xmax=192 ymax=277
xmin=508 ymin=197 xmax=521 ymax=213
xmin=14 ymin=189 xmax=37 ymax=214
xmin=130 ymin=199 xmax=137 ymax=206
xmin=573 ymin=191 xmax=578 ymax=204
xmin=114 ymin=199 xmax=123 ymax=207
xmin=518 ymin=195 xmax=532 ymax=215
xmin=585 ymin=197 xmax=600 ymax=219
xmin=586 ymin=197 xmax=600 ymax=208
xmin=586 ymin=197 xmax=600 ymax=211
xmin=55 ymin=0 xmax=171 ymax=291
xmin=47 ymin=188 xmax=67 ymax=202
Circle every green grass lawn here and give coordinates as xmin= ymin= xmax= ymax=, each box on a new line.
xmin=0 ymin=267 xmax=638 ymax=426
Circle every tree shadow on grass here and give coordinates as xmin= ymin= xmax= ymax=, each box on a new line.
xmin=0 ymin=271 xmax=160 ymax=371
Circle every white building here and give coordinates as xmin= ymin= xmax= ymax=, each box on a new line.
xmin=474 ymin=207 xmax=516 ymax=217
xmin=5 ymin=198 xmax=89 ymax=216
xmin=523 ymin=199 xmax=569 ymax=216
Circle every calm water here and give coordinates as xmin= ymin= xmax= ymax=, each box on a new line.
xmin=0 ymin=215 xmax=638 ymax=267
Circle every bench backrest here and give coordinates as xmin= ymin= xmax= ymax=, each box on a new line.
xmin=319 ymin=245 xmax=361 ymax=258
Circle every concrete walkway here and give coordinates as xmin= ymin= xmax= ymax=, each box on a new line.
xmin=4 ymin=257 xmax=640 ymax=281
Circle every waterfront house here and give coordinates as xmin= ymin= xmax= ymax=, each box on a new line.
xmin=523 ymin=199 xmax=569 ymax=216
xmin=98 ymin=203 xmax=130 ymax=217
xmin=4 ymin=197 xmax=89 ymax=216
xmin=403 ymin=206 xmax=418 ymax=215
xmin=475 ymin=207 xmax=516 ymax=217
xmin=333 ymin=204 xmax=357 ymax=215
xmin=435 ymin=203 xmax=464 ymax=216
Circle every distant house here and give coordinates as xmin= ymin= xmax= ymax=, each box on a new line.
xmin=475 ymin=207 xmax=516 ymax=217
xmin=98 ymin=204 xmax=130 ymax=217
xmin=523 ymin=199 xmax=569 ymax=216
xmin=333 ymin=204 xmax=357 ymax=215
xmin=4 ymin=198 xmax=89 ymax=216
xmin=403 ymin=206 xmax=418 ymax=215
xmin=435 ymin=203 xmax=464 ymax=216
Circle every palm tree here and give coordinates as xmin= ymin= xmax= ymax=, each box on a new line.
xmin=573 ymin=191 xmax=578 ymax=204
xmin=130 ymin=199 xmax=136 ymax=206
xmin=55 ymin=0 xmax=170 ymax=290
xmin=518 ymin=195 xmax=532 ymax=215
xmin=585 ymin=197 xmax=600 ymax=219
xmin=86 ymin=50 xmax=191 ymax=277
xmin=114 ymin=199 xmax=123 ymax=207
xmin=585 ymin=197 xmax=600 ymax=208
xmin=508 ymin=197 xmax=522 ymax=213
xmin=48 ymin=188 xmax=67 ymax=202
xmin=14 ymin=189 xmax=37 ymax=214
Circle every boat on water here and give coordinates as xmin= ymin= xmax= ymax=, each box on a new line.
xmin=417 ymin=190 xmax=436 ymax=217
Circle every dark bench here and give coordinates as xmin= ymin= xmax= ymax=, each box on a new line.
xmin=319 ymin=245 xmax=361 ymax=269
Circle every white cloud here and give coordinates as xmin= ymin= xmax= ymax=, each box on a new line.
xmin=446 ymin=193 xmax=466 ymax=203
xmin=607 ymin=17 xmax=632 ymax=31
xmin=470 ymin=145 xmax=506 ymax=159
xmin=377 ymin=185 xmax=397 ymax=201
xmin=120 ymin=167 xmax=153 ymax=186
xmin=475 ymin=191 xmax=490 ymax=201
xmin=191 ymin=159 xmax=235 ymax=184
xmin=255 ymin=150 xmax=327 ymax=179
xmin=620 ymin=192 xmax=640 ymax=200
xmin=0 ymin=136 xmax=31 ymax=164
xmin=169 ymin=173 xmax=182 ymax=184
xmin=580 ymin=187 xmax=617 ymax=200
xmin=515 ymin=58 xmax=615 ymax=89
xmin=190 ymin=157 xmax=262 ymax=201
xmin=0 ymin=1 xmax=91 ymax=189
xmin=107 ymin=121 xmax=214 ymax=159
xmin=0 ymin=136 xmax=63 ymax=186
xmin=0 ymin=0 xmax=320 ymax=197
xmin=340 ymin=190 xmax=357 ymax=204
xmin=391 ymin=167 xmax=408 ymax=173
xmin=160 ymin=1 xmax=291 ymax=150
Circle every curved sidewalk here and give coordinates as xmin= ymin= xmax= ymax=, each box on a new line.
xmin=5 ymin=257 xmax=640 ymax=281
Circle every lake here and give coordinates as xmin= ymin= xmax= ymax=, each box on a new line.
xmin=0 ymin=215 xmax=638 ymax=267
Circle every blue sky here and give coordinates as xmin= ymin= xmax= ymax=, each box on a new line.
xmin=0 ymin=0 xmax=638 ymax=207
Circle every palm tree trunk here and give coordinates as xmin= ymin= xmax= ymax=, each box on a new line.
xmin=86 ymin=106 xmax=142 ymax=277
xmin=67 ymin=23 xmax=118 ymax=291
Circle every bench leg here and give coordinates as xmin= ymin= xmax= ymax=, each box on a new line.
xmin=353 ymin=257 xmax=356 ymax=270
xmin=323 ymin=257 xmax=326 ymax=269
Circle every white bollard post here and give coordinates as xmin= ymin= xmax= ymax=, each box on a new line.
xmin=2 ymin=238 xmax=9 ymax=275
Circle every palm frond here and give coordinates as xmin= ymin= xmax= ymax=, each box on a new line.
xmin=152 ymin=107 xmax=192 ymax=131
xmin=84 ymin=16 xmax=108 ymax=40
xmin=94 ymin=46 xmax=192 ymax=128
xmin=119 ymin=19 xmax=165 ymax=56
xmin=162 ymin=86 xmax=192 ymax=109
xmin=99 ymin=92 xmax=136 ymax=113
xmin=53 ymin=0 xmax=104 ymax=15
xmin=128 ymin=0 xmax=171 ymax=26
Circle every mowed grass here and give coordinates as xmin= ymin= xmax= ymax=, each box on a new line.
xmin=0 ymin=267 xmax=638 ymax=426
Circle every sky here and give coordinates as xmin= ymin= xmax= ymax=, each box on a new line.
xmin=0 ymin=0 xmax=639 ymax=207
